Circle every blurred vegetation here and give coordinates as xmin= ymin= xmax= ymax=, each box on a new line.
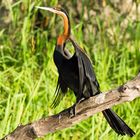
xmin=0 ymin=0 xmax=140 ymax=140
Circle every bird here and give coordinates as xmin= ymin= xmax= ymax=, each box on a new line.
xmin=36 ymin=6 xmax=135 ymax=137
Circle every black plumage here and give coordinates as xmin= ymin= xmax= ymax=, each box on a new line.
xmin=53 ymin=39 xmax=100 ymax=106
xmin=53 ymin=38 xmax=135 ymax=137
xmin=37 ymin=6 xmax=135 ymax=137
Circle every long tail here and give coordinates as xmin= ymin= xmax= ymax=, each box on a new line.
xmin=102 ymin=109 xmax=135 ymax=137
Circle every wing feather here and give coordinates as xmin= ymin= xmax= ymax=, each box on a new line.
xmin=79 ymin=50 xmax=100 ymax=94
xmin=70 ymin=38 xmax=100 ymax=96
xmin=51 ymin=75 xmax=68 ymax=108
xmin=75 ymin=48 xmax=84 ymax=94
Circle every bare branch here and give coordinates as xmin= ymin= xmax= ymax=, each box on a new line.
xmin=1 ymin=73 xmax=140 ymax=140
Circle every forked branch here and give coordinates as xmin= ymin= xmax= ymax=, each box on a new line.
xmin=1 ymin=73 xmax=140 ymax=140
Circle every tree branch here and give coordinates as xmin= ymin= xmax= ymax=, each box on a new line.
xmin=1 ymin=73 xmax=140 ymax=140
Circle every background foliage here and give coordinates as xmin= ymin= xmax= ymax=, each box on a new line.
xmin=0 ymin=0 xmax=140 ymax=139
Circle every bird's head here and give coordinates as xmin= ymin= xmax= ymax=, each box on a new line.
xmin=36 ymin=6 xmax=71 ymax=47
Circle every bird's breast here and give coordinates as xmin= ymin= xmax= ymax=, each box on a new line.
xmin=53 ymin=50 xmax=79 ymax=92
xmin=53 ymin=50 xmax=65 ymax=68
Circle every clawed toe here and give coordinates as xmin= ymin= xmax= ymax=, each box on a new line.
xmin=69 ymin=104 xmax=76 ymax=118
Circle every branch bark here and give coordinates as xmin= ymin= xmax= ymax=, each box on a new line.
xmin=1 ymin=73 xmax=140 ymax=140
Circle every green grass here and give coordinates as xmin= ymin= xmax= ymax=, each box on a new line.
xmin=0 ymin=1 xmax=140 ymax=140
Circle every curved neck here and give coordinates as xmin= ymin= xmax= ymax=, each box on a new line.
xmin=62 ymin=13 xmax=70 ymax=37
xmin=57 ymin=35 xmax=66 ymax=46
xmin=57 ymin=8 xmax=70 ymax=38
xmin=57 ymin=10 xmax=70 ymax=47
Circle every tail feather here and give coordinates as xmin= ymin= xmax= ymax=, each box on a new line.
xmin=102 ymin=109 xmax=135 ymax=137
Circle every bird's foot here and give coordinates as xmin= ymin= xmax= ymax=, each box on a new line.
xmin=69 ymin=98 xmax=85 ymax=118
xmin=69 ymin=104 xmax=76 ymax=118
xmin=70 ymin=98 xmax=85 ymax=118
xmin=77 ymin=97 xmax=85 ymax=103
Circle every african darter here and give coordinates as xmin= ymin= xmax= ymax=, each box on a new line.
xmin=36 ymin=6 xmax=135 ymax=137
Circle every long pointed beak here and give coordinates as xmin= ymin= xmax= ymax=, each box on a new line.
xmin=36 ymin=6 xmax=59 ymax=14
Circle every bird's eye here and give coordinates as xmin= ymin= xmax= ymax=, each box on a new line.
xmin=54 ymin=7 xmax=61 ymax=11
xmin=54 ymin=7 xmax=58 ymax=10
